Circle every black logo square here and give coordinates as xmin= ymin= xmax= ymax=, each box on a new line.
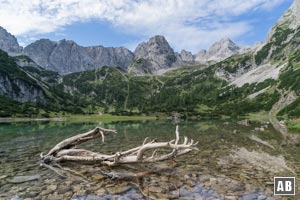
xmin=274 ymin=177 xmax=295 ymax=195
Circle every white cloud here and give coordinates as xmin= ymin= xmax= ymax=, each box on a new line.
xmin=0 ymin=0 xmax=286 ymax=53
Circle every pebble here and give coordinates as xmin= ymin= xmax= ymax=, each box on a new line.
xmin=160 ymin=176 xmax=169 ymax=181
xmin=63 ymin=191 xmax=74 ymax=199
xmin=148 ymin=186 xmax=164 ymax=193
xmin=72 ymin=185 xmax=82 ymax=193
xmin=265 ymin=182 xmax=273 ymax=185
xmin=43 ymin=179 xmax=56 ymax=184
xmin=225 ymin=196 xmax=238 ymax=200
xmin=47 ymin=184 xmax=57 ymax=191
xmin=8 ymin=175 xmax=40 ymax=184
xmin=93 ymin=174 xmax=105 ymax=181
xmin=57 ymin=184 xmax=71 ymax=194
xmin=40 ymin=189 xmax=52 ymax=196
xmin=184 ymin=174 xmax=190 ymax=180
xmin=47 ymin=192 xmax=63 ymax=200
xmin=23 ymin=192 xmax=39 ymax=199
xmin=106 ymin=185 xmax=131 ymax=194
xmin=209 ymin=177 xmax=218 ymax=185
xmin=95 ymin=188 xmax=106 ymax=196
xmin=187 ymin=180 xmax=196 ymax=187
xmin=0 ymin=175 xmax=8 ymax=180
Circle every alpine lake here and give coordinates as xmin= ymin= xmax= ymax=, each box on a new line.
xmin=0 ymin=119 xmax=299 ymax=200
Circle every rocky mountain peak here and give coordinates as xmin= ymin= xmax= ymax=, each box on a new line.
xmin=267 ymin=0 xmax=300 ymax=41
xmin=0 ymin=26 xmax=22 ymax=54
xmin=134 ymin=35 xmax=174 ymax=59
xmin=209 ymin=38 xmax=239 ymax=54
xmin=290 ymin=0 xmax=300 ymax=14
xmin=194 ymin=50 xmax=207 ymax=63
xmin=25 ymin=38 xmax=57 ymax=49
xmin=24 ymin=38 xmax=134 ymax=74
xmin=218 ymin=37 xmax=233 ymax=44
xmin=149 ymin=35 xmax=169 ymax=45
xmin=132 ymin=35 xmax=177 ymax=73
xmin=195 ymin=38 xmax=240 ymax=63
xmin=23 ymin=39 xmax=57 ymax=70
xmin=277 ymin=0 xmax=300 ymax=27
xmin=180 ymin=49 xmax=194 ymax=63
xmin=254 ymin=0 xmax=300 ymax=66
xmin=58 ymin=39 xmax=76 ymax=45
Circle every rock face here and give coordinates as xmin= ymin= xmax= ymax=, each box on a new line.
xmin=219 ymin=1 xmax=300 ymax=87
xmin=24 ymin=39 xmax=134 ymax=74
xmin=254 ymin=0 xmax=300 ymax=65
xmin=0 ymin=50 xmax=47 ymax=103
xmin=266 ymin=0 xmax=300 ymax=42
xmin=131 ymin=35 xmax=178 ymax=73
xmin=266 ymin=0 xmax=300 ymax=46
xmin=180 ymin=50 xmax=194 ymax=63
xmin=134 ymin=35 xmax=176 ymax=66
xmin=85 ymin=46 xmax=134 ymax=69
xmin=0 ymin=26 xmax=22 ymax=54
xmin=27 ymin=39 xmax=94 ymax=74
xmin=0 ymin=74 xmax=45 ymax=103
xmin=23 ymin=39 xmax=57 ymax=70
xmin=195 ymin=38 xmax=240 ymax=63
xmin=195 ymin=50 xmax=208 ymax=64
xmin=0 ymin=25 xmax=250 ymax=74
xmin=15 ymin=55 xmax=43 ymax=69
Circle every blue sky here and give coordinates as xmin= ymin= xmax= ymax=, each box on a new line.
xmin=0 ymin=0 xmax=295 ymax=53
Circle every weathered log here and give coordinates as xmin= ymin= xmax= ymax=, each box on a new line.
xmin=40 ymin=125 xmax=198 ymax=182
xmin=45 ymin=127 xmax=116 ymax=156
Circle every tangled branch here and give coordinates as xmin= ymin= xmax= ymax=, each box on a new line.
xmin=40 ymin=125 xmax=198 ymax=170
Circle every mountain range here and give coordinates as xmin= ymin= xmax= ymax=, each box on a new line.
xmin=0 ymin=25 xmax=246 ymax=75
xmin=1 ymin=0 xmax=300 ymax=118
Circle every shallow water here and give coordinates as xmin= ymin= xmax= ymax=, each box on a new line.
xmin=0 ymin=120 xmax=299 ymax=200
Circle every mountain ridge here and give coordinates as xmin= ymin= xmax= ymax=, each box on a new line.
xmin=0 ymin=27 xmax=22 ymax=55
xmin=195 ymin=38 xmax=243 ymax=64
xmin=0 ymin=26 xmax=246 ymax=74
xmin=23 ymin=38 xmax=135 ymax=74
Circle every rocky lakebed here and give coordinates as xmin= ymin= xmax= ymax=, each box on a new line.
xmin=0 ymin=120 xmax=299 ymax=200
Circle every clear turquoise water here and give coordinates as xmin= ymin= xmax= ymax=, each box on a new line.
xmin=0 ymin=120 xmax=299 ymax=199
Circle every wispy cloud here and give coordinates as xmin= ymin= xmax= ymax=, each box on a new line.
xmin=0 ymin=0 xmax=286 ymax=52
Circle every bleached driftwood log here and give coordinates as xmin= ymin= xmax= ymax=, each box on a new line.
xmin=40 ymin=126 xmax=198 ymax=167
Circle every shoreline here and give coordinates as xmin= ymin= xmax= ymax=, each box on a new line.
xmin=0 ymin=114 xmax=158 ymax=123
xmin=0 ymin=117 xmax=67 ymax=123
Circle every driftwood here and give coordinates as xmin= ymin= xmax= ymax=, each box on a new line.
xmin=40 ymin=126 xmax=198 ymax=183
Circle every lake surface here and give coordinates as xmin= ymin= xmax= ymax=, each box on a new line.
xmin=0 ymin=120 xmax=299 ymax=200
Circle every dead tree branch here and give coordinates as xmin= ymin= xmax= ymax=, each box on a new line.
xmin=40 ymin=125 xmax=198 ymax=167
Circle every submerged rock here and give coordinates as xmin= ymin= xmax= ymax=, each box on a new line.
xmin=238 ymin=119 xmax=251 ymax=126
xmin=10 ymin=196 xmax=23 ymax=200
xmin=106 ymin=185 xmax=132 ymax=195
xmin=218 ymin=147 xmax=294 ymax=173
xmin=0 ymin=175 xmax=8 ymax=180
xmin=8 ymin=175 xmax=40 ymax=184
